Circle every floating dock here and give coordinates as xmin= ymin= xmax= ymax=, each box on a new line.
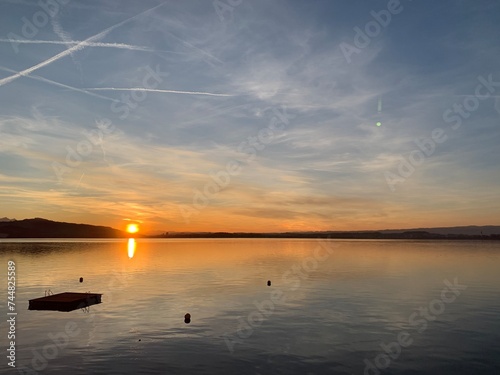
xmin=28 ymin=292 xmax=102 ymax=312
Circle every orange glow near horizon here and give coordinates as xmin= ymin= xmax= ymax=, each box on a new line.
xmin=126 ymin=223 xmax=139 ymax=234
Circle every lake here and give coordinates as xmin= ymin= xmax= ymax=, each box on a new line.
xmin=1 ymin=239 xmax=499 ymax=374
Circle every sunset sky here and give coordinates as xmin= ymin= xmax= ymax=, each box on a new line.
xmin=1 ymin=0 xmax=499 ymax=233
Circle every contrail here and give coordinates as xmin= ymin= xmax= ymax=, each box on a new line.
xmin=51 ymin=14 xmax=84 ymax=81
xmin=74 ymin=172 xmax=85 ymax=191
xmin=0 ymin=2 xmax=166 ymax=88
xmin=164 ymin=30 xmax=224 ymax=66
xmin=0 ymin=39 xmax=175 ymax=53
xmin=86 ymin=87 xmax=234 ymax=97
xmin=455 ymin=94 xmax=500 ymax=98
xmin=0 ymin=65 xmax=120 ymax=103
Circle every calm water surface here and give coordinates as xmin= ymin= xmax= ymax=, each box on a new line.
xmin=0 ymin=239 xmax=499 ymax=374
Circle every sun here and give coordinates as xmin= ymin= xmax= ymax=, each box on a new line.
xmin=126 ymin=224 xmax=139 ymax=234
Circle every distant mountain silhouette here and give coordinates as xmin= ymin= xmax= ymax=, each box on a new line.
xmin=152 ymin=227 xmax=500 ymax=240
xmin=0 ymin=218 xmax=128 ymax=238
xmin=0 ymin=218 xmax=499 ymax=239
xmin=380 ymin=226 xmax=500 ymax=236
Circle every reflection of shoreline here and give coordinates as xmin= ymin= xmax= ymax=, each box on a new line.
xmin=128 ymin=238 xmax=136 ymax=258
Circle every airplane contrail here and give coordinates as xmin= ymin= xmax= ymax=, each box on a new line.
xmin=85 ymin=87 xmax=234 ymax=97
xmin=51 ymin=15 xmax=85 ymax=82
xmin=0 ymin=39 xmax=180 ymax=53
xmin=164 ymin=30 xmax=224 ymax=66
xmin=0 ymin=2 xmax=166 ymax=88
xmin=455 ymin=94 xmax=500 ymax=98
xmin=0 ymin=65 xmax=120 ymax=103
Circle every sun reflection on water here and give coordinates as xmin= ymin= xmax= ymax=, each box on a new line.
xmin=128 ymin=238 xmax=136 ymax=259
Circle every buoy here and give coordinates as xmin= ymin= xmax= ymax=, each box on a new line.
xmin=184 ymin=313 xmax=191 ymax=324
xmin=267 ymin=280 xmax=271 ymax=286
xmin=79 ymin=277 xmax=83 ymax=283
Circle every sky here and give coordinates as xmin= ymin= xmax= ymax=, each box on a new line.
xmin=1 ymin=0 xmax=499 ymax=233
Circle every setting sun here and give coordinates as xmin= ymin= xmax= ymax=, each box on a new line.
xmin=126 ymin=223 xmax=139 ymax=234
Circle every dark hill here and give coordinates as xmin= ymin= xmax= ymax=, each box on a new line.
xmin=0 ymin=218 xmax=127 ymax=238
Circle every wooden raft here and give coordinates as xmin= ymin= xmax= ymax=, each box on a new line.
xmin=28 ymin=292 xmax=102 ymax=312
